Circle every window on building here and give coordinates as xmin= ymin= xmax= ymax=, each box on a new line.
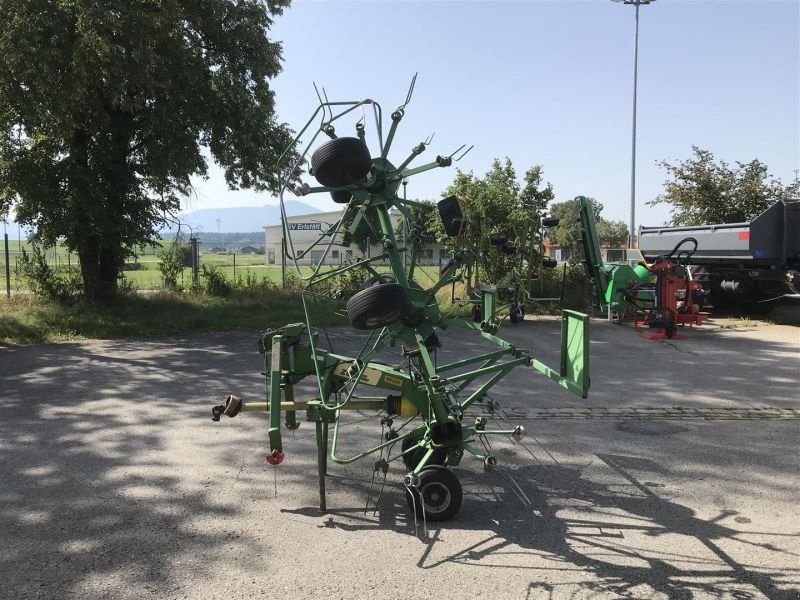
xmin=331 ymin=250 xmax=340 ymax=259
xmin=422 ymin=249 xmax=434 ymax=260
xmin=439 ymin=248 xmax=452 ymax=260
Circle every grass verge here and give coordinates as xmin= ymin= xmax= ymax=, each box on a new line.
xmin=0 ymin=290 xmax=346 ymax=345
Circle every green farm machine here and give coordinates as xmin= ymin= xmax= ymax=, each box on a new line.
xmin=577 ymin=196 xmax=651 ymax=315
xmin=211 ymin=79 xmax=591 ymax=525
xmin=577 ymin=195 xmax=707 ymax=338
xmin=460 ymin=213 xmax=564 ymax=325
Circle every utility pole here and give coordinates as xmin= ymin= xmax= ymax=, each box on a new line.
xmin=612 ymin=0 xmax=655 ymax=248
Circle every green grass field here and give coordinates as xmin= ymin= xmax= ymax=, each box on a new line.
xmin=2 ymin=242 xmax=277 ymax=291
xmin=2 ymin=240 xmax=448 ymax=291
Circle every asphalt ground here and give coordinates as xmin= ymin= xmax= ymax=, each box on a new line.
xmin=1 ymin=314 xmax=798 ymax=600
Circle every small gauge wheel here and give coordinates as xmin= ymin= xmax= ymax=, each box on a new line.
xmin=405 ymin=466 xmax=463 ymax=522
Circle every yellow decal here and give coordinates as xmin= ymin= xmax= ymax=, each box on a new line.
xmin=383 ymin=375 xmax=403 ymax=388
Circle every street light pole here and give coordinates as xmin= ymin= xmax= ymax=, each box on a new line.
xmin=613 ymin=0 xmax=654 ymax=248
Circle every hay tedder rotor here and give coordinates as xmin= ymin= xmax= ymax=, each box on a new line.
xmin=211 ymin=78 xmax=591 ymax=524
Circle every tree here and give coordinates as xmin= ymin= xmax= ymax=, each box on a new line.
xmin=547 ymin=197 xmax=603 ymax=257
xmin=0 ymin=0 xmax=297 ymax=302
xmin=596 ymin=218 xmax=629 ymax=248
xmin=438 ymin=159 xmax=554 ymax=289
xmin=395 ymin=200 xmax=438 ymax=251
xmin=649 ymin=146 xmax=799 ymax=226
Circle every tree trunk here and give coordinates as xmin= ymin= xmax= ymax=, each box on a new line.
xmin=77 ymin=236 xmax=120 ymax=304
xmin=70 ymin=111 xmax=132 ymax=304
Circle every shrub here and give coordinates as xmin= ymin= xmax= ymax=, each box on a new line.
xmin=200 ymin=264 xmax=232 ymax=297
xmin=158 ymin=240 xmax=186 ymax=290
xmin=234 ymin=270 xmax=276 ymax=295
xmin=15 ymin=246 xmax=83 ymax=303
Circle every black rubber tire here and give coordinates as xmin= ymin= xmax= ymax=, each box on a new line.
xmin=490 ymin=233 xmax=507 ymax=246
xmin=311 ymin=137 xmax=372 ymax=187
xmin=401 ymin=436 xmax=446 ymax=470
xmin=346 ymin=282 xmax=410 ymax=330
xmin=406 ymin=466 xmax=463 ymax=522
xmin=542 ymin=217 xmax=560 ymax=228
xmin=510 ymin=307 xmax=524 ymax=324
xmin=501 ymin=242 xmax=518 ymax=255
xmin=330 ymin=190 xmax=352 ymax=204
xmin=362 ymin=274 xmax=396 ymax=289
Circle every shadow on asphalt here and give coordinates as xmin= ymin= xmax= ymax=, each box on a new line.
xmin=284 ymin=454 xmax=799 ymax=599
xmin=0 ymin=334 xmax=265 ymax=598
xmin=1 ymin=321 xmax=798 ymax=598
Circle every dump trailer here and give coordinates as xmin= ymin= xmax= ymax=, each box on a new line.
xmin=638 ymin=198 xmax=800 ymax=306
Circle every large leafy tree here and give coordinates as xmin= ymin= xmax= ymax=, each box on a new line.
xmin=395 ymin=200 xmax=438 ymax=251
xmin=596 ymin=218 xmax=629 ymax=248
xmin=547 ymin=197 xmax=602 ymax=257
xmin=0 ymin=0 xmax=296 ymax=301
xmin=438 ymin=158 xmax=554 ymax=289
xmin=649 ymin=146 xmax=799 ymax=226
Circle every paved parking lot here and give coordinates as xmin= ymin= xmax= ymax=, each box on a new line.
xmin=1 ymin=316 xmax=798 ymax=599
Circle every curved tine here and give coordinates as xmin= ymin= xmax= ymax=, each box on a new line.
xmin=397 ymin=72 xmax=417 ymax=112
xmin=312 ymin=81 xmax=327 ymax=121
xmin=446 ymin=144 xmax=466 ymax=159
xmin=321 ymin=86 xmax=333 ymax=123
xmin=453 ymin=144 xmax=474 ymax=162
xmin=356 ymin=105 xmax=366 ymax=130
xmin=320 ymin=87 xmax=338 ymax=134
xmin=424 ymin=131 xmax=435 ymax=146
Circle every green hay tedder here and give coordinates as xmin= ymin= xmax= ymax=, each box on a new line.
xmin=211 ymin=78 xmax=591 ymax=525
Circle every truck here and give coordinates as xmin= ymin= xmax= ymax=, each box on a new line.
xmin=638 ymin=198 xmax=800 ymax=309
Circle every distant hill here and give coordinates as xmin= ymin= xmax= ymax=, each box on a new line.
xmin=169 ymin=200 xmax=319 ymax=233
xmin=3 ymin=200 xmax=320 ymax=238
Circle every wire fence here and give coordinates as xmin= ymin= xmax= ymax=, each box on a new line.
xmin=0 ymin=236 xmax=280 ymax=295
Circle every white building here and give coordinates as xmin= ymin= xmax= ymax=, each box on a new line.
xmin=263 ymin=209 xmax=448 ymax=267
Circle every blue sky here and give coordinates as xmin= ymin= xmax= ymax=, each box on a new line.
xmin=187 ymin=0 xmax=800 ymax=228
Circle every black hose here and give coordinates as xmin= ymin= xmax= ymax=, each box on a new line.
xmin=665 ymin=237 xmax=698 ymax=260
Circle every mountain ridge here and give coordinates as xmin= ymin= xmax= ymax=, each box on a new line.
xmin=167 ymin=200 xmax=319 ymax=233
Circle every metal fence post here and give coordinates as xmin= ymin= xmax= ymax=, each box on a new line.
xmin=190 ymin=236 xmax=200 ymax=286
xmin=4 ymin=232 xmax=10 ymax=298
xmin=281 ymin=237 xmax=286 ymax=289
xmin=233 ymin=253 xmax=236 ymax=280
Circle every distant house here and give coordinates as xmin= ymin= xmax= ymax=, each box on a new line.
xmin=210 ymin=247 xmax=227 ymax=254
xmin=239 ymin=245 xmax=259 ymax=254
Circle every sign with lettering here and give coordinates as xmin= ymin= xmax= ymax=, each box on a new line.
xmin=288 ymin=222 xmax=322 ymax=231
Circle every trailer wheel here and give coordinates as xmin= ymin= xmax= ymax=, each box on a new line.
xmin=311 ymin=137 xmax=372 ymax=187
xmin=406 ymin=466 xmax=462 ymax=522
xmin=509 ymin=305 xmax=524 ymax=324
xmin=346 ymin=282 xmax=410 ymax=330
xmin=401 ymin=436 xmax=446 ymax=470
